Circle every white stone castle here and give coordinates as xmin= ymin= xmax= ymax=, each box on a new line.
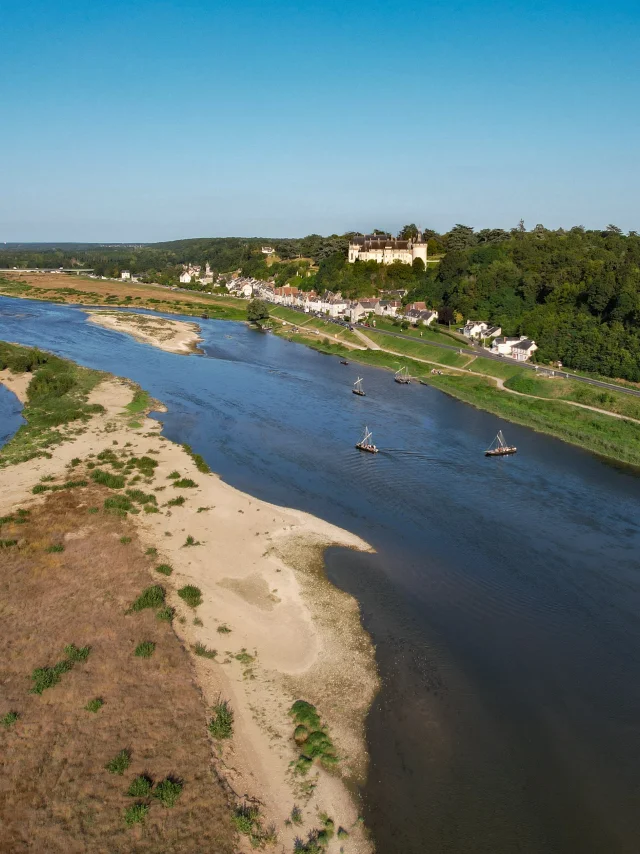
xmin=348 ymin=231 xmax=428 ymax=265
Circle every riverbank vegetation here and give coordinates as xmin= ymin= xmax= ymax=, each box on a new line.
xmin=0 ymin=342 xmax=106 ymax=466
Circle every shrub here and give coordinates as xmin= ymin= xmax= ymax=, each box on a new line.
xmin=144 ymin=504 xmax=159 ymax=513
xmin=91 ymin=469 xmax=126 ymax=489
xmin=182 ymin=535 xmax=200 ymax=547
xmin=126 ymin=456 xmax=158 ymax=477
xmin=127 ymin=775 xmax=153 ymax=798
xmin=153 ymin=778 xmax=183 ymax=808
xmin=166 ymin=496 xmax=185 ymax=507
xmin=294 ymin=725 xmax=309 ymax=745
xmin=156 ymin=606 xmax=175 ymax=622
xmin=129 ymin=585 xmax=165 ymax=612
xmin=291 ymin=806 xmax=303 ymax=826
xmin=167 ymin=471 xmax=181 ymax=479
xmin=85 ymin=698 xmax=104 ymax=713
xmin=126 ymin=488 xmax=156 ymax=505
xmin=193 ymin=642 xmax=217 ymax=659
xmin=70 ymin=457 xmax=81 ymax=466
xmin=155 ymin=563 xmax=173 ymax=576
xmin=0 ymin=539 xmax=18 ymax=548
xmin=178 ymin=585 xmax=202 ymax=608
xmin=2 ymin=711 xmax=19 ymax=728
xmin=120 ymin=536 xmax=132 ymax=545
xmin=30 ymin=659 xmax=74 ymax=694
xmin=46 ymin=543 xmax=64 ymax=553
xmin=217 ymin=623 xmax=231 ymax=633
xmin=135 ymin=641 xmax=156 ymax=658
xmin=193 ymin=617 xmax=203 ymax=626
xmin=290 ymin=700 xmax=321 ymax=730
xmin=208 ymin=699 xmax=234 ymax=739
xmin=105 ymin=749 xmax=131 ymax=775
xmin=172 ymin=478 xmax=197 ymax=489
xmin=32 ymin=484 xmax=48 ymax=494
xmin=235 ymin=648 xmax=255 ymax=667
xmin=88 ymin=507 xmax=99 ymax=514
xmin=64 ymin=644 xmax=91 ymax=662
xmin=232 ymin=803 xmax=259 ymax=835
xmin=104 ymin=495 xmax=133 ymax=514
xmin=123 ymin=803 xmax=149 ymax=827
xmin=145 ymin=547 xmax=157 ymax=556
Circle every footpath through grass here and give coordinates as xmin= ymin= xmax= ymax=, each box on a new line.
xmin=0 ymin=342 xmax=106 ymax=466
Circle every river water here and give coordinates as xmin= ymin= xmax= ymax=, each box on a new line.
xmin=1 ymin=295 xmax=640 ymax=853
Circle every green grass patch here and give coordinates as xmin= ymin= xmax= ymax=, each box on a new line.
xmin=181 ymin=443 xmax=211 ymax=473
xmin=106 ymin=749 xmax=131 ymax=775
xmin=2 ymin=711 xmax=19 ymax=728
xmin=166 ymin=495 xmax=185 ymax=507
xmin=172 ymin=478 xmax=197 ymax=488
xmin=127 ymin=775 xmax=153 ymax=798
xmin=91 ymin=469 xmax=126 ymax=489
xmin=155 ymin=563 xmax=173 ymax=576
xmin=156 ymin=606 xmax=175 ymax=622
xmin=64 ymin=643 xmax=91 ymax=661
xmin=182 ymin=534 xmax=201 ymax=547
xmin=289 ymin=700 xmax=337 ymax=773
xmin=208 ymin=699 xmax=234 ymax=739
xmin=0 ymin=539 xmax=18 ymax=548
xmin=126 ymin=488 xmax=156 ymax=505
xmin=85 ymin=697 xmax=104 ymax=713
xmin=153 ymin=778 xmax=183 ymax=808
xmin=45 ymin=543 xmax=64 ymax=553
xmin=125 ymin=389 xmax=151 ymax=415
xmin=104 ymin=494 xmax=133 ymax=514
xmin=128 ymin=585 xmax=165 ymax=612
xmin=193 ymin=642 xmax=217 ymax=659
xmin=178 ymin=585 xmax=202 ymax=607
xmin=123 ymin=803 xmax=149 ymax=827
xmin=134 ymin=641 xmax=156 ymax=658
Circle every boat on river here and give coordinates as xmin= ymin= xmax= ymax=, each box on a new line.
xmin=340 ymin=359 xmax=349 ymax=365
xmin=485 ymin=430 xmax=517 ymax=457
xmin=356 ymin=425 xmax=378 ymax=454
xmin=395 ymin=367 xmax=411 ymax=384
xmin=352 ymin=377 xmax=366 ymax=396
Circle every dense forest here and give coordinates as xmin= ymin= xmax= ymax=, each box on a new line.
xmin=1 ymin=223 xmax=639 ymax=380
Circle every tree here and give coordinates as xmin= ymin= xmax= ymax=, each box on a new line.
xmin=398 ymin=224 xmax=418 ymax=240
xmin=246 ymin=299 xmax=270 ymax=324
xmin=438 ymin=306 xmax=455 ymax=325
xmin=446 ymin=224 xmax=476 ymax=251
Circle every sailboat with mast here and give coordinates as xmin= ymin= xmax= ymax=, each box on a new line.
xmin=352 ymin=377 xmax=366 ymax=396
xmin=355 ymin=425 xmax=378 ymax=454
xmin=394 ymin=367 xmax=411 ymax=384
xmin=485 ymin=430 xmax=517 ymax=457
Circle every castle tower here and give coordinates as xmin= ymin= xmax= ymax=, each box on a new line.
xmin=411 ymin=229 xmax=428 ymax=265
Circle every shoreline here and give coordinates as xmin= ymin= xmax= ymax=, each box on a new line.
xmin=0 ymin=356 xmax=379 ymax=852
xmin=85 ymin=310 xmax=203 ymax=354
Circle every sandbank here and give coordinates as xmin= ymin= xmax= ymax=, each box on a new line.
xmin=86 ymin=310 xmax=202 ymax=354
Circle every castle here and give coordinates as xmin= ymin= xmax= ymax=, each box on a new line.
xmin=348 ymin=231 xmax=428 ymax=265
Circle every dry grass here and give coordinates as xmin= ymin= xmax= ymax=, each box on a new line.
xmin=0 ymin=486 xmax=235 ymax=854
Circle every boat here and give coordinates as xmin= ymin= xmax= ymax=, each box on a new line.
xmin=485 ymin=430 xmax=517 ymax=457
xmin=340 ymin=359 xmax=349 ymax=365
xmin=355 ymin=425 xmax=378 ymax=454
xmin=395 ymin=367 xmax=411 ymax=384
xmin=352 ymin=377 xmax=366 ymax=396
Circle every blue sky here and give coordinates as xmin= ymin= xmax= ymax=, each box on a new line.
xmin=1 ymin=0 xmax=638 ymax=241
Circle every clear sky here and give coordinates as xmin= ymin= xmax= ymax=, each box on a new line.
xmin=1 ymin=0 xmax=639 ymax=241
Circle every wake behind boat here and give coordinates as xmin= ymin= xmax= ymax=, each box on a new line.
xmin=355 ymin=425 xmax=378 ymax=454
xmin=352 ymin=377 xmax=366 ymax=396
xmin=485 ymin=430 xmax=517 ymax=457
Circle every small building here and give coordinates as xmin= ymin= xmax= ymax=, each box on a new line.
xmin=483 ymin=325 xmax=502 ymax=339
xmin=179 ymin=272 xmax=193 ymax=284
xmin=418 ymin=310 xmax=438 ymax=326
xmin=261 ymin=246 xmax=275 ymax=255
xmin=375 ymin=300 xmax=402 ymax=318
xmin=511 ymin=338 xmax=538 ymax=361
xmin=463 ymin=320 xmax=489 ymax=339
xmin=120 ymin=270 xmax=131 ymax=281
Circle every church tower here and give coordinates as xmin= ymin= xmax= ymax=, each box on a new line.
xmin=411 ymin=229 xmax=428 ymax=265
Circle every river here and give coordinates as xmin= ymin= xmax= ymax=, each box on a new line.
xmin=1 ymin=295 xmax=640 ymax=853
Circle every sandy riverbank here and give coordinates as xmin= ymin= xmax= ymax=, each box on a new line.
xmin=86 ymin=310 xmax=203 ymax=354
xmin=0 ymin=371 xmax=379 ymax=852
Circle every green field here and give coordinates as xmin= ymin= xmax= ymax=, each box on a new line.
xmin=364 ymin=329 xmax=470 ymax=368
xmin=372 ymin=317 xmax=464 ymax=346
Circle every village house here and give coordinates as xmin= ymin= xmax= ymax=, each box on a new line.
xmin=462 ymin=320 xmax=490 ymax=339
xmin=418 ymin=310 xmax=438 ymax=326
xmin=349 ymin=298 xmax=381 ymax=323
xmin=120 ymin=270 xmax=131 ymax=281
xmin=374 ymin=300 xmax=402 ymax=318
xmin=261 ymin=246 xmax=275 ymax=255
xmin=491 ymin=335 xmax=538 ymax=361
xmin=348 ymin=232 xmax=428 ymax=266
xmin=405 ymin=301 xmax=427 ymax=312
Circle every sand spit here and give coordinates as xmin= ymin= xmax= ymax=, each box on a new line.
xmin=0 ymin=368 xmax=32 ymax=403
xmin=0 ymin=374 xmax=379 ymax=853
xmin=86 ymin=310 xmax=203 ymax=354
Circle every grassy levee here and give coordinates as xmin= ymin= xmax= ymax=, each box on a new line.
xmin=268 ymin=305 xmax=305 ymax=324
xmin=504 ymin=372 xmax=640 ymax=421
xmin=363 ymin=329 xmax=470 ymax=368
xmin=0 ymin=343 xmax=106 ymax=466
xmin=467 ymin=358 xmax=526 ymax=380
xmin=372 ymin=317 xmax=465 ymax=346
xmin=275 ymin=329 xmax=640 ymax=466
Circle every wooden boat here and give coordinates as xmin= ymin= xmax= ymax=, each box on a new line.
xmin=352 ymin=377 xmax=366 ymax=396
xmin=394 ymin=367 xmax=411 ymax=384
xmin=355 ymin=425 xmax=378 ymax=454
xmin=485 ymin=430 xmax=517 ymax=457
xmin=340 ymin=360 xmax=349 ymax=365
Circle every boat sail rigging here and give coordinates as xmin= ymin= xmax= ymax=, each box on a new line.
xmin=355 ymin=425 xmax=378 ymax=454
xmin=352 ymin=377 xmax=366 ymax=396
xmin=485 ymin=430 xmax=517 ymax=457
xmin=394 ymin=367 xmax=411 ymax=384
